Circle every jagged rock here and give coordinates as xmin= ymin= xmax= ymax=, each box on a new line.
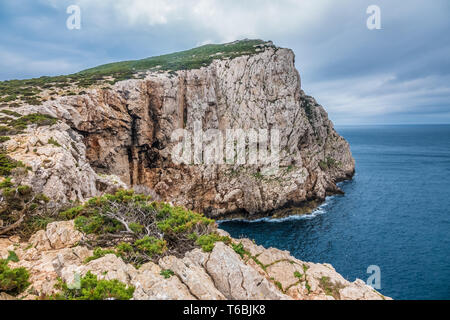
xmin=45 ymin=221 xmax=83 ymax=249
xmin=29 ymin=230 xmax=52 ymax=251
xmin=238 ymin=240 xmax=390 ymax=300
xmin=56 ymin=254 xmax=136 ymax=286
xmin=0 ymin=238 xmax=14 ymax=259
xmin=205 ymin=242 xmax=291 ymax=300
xmin=159 ymin=255 xmax=225 ymax=300
xmin=4 ymin=122 xmax=127 ymax=203
xmin=132 ymin=262 xmax=196 ymax=300
xmin=339 ymin=279 xmax=388 ymax=300
xmin=30 ymin=221 xmax=82 ymax=250
xmin=5 ymin=223 xmax=390 ymax=300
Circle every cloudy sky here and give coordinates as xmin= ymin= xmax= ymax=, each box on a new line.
xmin=1 ymin=0 xmax=449 ymax=125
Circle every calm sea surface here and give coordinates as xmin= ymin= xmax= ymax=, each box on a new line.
xmin=219 ymin=125 xmax=450 ymax=300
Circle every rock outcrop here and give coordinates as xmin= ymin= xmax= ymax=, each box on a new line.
xmin=0 ymin=222 xmax=389 ymax=300
xmin=4 ymin=41 xmax=354 ymax=219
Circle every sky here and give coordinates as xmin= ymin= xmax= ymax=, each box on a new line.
xmin=1 ymin=0 xmax=449 ymax=125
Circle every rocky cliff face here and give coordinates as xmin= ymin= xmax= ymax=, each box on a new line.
xmin=6 ymin=42 xmax=354 ymax=219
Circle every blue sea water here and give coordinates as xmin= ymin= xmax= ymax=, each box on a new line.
xmin=219 ymin=125 xmax=450 ymax=300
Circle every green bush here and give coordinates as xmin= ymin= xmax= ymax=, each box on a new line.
xmin=84 ymin=248 xmax=118 ymax=263
xmin=134 ymin=236 xmax=167 ymax=257
xmin=74 ymin=214 xmax=122 ymax=235
xmin=0 ymin=110 xmax=21 ymax=117
xmin=194 ymin=233 xmax=231 ymax=252
xmin=47 ymin=137 xmax=61 ymax=147
xmin=0 ymin=136 xmax=10 ymax=143
xmin=0 ymin=258 xmax=30 ymax=296
xmin=319 ymin=157 xmax=340 ymax=171
xmin=155 ymin=203 xmax=214 ymax=234
xmin=59 ymin=205 xmax=84 ymax=220
xmin=69 ymin=190 xmax=226 ymax=265
xmin=0 ymin=182 xmax=51 ymax=238
xmin=160 ymin=269 xmax=175 ymax=279
xmin=50 ymin=271 xmax=134 ymax=300
xmin=0 ymin=177 xmax=13 ymax=189
xmin=11 ymin=113 xmax=57 ymax=128
xmin=0 ymin=152 xmax=26 ymax=176
xmin=231 ymin=242 xmax=248 ymax=258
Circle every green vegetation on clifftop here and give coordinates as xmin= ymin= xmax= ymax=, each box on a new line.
xmin=0 ymin=40 xmax=272 ymax=107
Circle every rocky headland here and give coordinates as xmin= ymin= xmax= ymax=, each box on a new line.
xmin=0 ymin=40 xmax=385 ymax=300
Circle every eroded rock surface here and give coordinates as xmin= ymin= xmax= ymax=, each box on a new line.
xmin=0 ymin=223 xmax=389 ymax=300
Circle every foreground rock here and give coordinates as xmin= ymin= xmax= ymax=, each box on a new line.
xmin=0 ymin=222 xmax=389 ymax=300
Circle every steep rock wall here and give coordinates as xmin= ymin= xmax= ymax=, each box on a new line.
xmin=11 ymin=46 xmax=354 ymax=218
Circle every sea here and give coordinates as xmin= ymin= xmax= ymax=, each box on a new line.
xmin=219 ymin=125 xmax=450 ymax=300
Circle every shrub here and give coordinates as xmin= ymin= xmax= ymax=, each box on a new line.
xmin=74 ymin=214 xmax=122 ymax=235
xmin=319 ymin=157 xmax=339 ymax=171
xmin=11 ymin=113 xmax=57 ymax=128
xmin=69 ymin=190 xmax=225 ymax=265
xmin=160 ymin=269 xmax=174 ymax=279
xmin=0 ymin=182 xmax=51 ymax=238
xmin=319 ymin=276 xmax=344 ymax=299
xmin=231 ymin=242 xmax=248 ymax=258
xmin=0 ymin=177 xmax=13 ymax=189
xmin=0 ymin=152 xmax=26 ymax=176
xmin=193 ymin=233 xmax=230 ymax=252
xmin=133 ymin=236 xmax=167 ymax=257
xmin=0 ymin=110 xmax=21 ymax=117
xmin=84 ymin=248 xmax=118 ymax=263
xmin=47 ymin=137 xmax=61 ymax=147
xmin=50 ymin=271 xmax=134 ymax=300
xmin=0 ymin=258 xmax=30 ymax=295
xmin=59 ymin=205 xmax=84 ymax=220
xmin=155 ymin=203 xmax=214 ymax=234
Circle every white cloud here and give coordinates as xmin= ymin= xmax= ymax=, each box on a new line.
xmin=308 ymin=73 xmax=450 ymax=124
xmin=55 ymin=0 xmax=335 ymax=42
xmin=0 ymin=49 xmax=79 ymax=78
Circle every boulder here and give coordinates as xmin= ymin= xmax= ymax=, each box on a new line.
xmin=206 ymin=242 xmax=291 ymax=300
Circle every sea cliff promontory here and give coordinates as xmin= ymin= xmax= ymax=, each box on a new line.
xmin=0 ymin=40 xmax=383 ymax=300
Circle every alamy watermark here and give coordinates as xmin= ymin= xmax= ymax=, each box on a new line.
xmin=171 ymin=121 xmax=280 ymax=175
xmin=366 ymin=265 xmax=381 ymax=289
xmin=66 ymin=5 xmax=81 ymax=30
xmin=367 ymin=5 xmax=381 ymax=30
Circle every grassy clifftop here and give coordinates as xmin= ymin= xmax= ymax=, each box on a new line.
xmin=0 ymin=39 xmax=273 ymax=107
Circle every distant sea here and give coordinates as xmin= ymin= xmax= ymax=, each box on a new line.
xmin=219 ymin=125 xmax=450 ymax=300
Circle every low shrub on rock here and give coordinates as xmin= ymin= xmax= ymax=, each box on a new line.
xmin=65 ymin=190 xmax=227 ymax=266
xmin=49 ymin=271 xmax=134 ymax=300
xmin=0 ymin=179 xmax=52 ymax=238
xmin=0 ymin=254 xmax=30 ymax=296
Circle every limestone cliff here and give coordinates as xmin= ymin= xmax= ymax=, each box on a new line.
xmin=3 ymin=40 xmax=354 ymax=219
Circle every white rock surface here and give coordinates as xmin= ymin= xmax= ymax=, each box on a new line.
xmin=1 ymin=223 xmax=390 ymax=300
